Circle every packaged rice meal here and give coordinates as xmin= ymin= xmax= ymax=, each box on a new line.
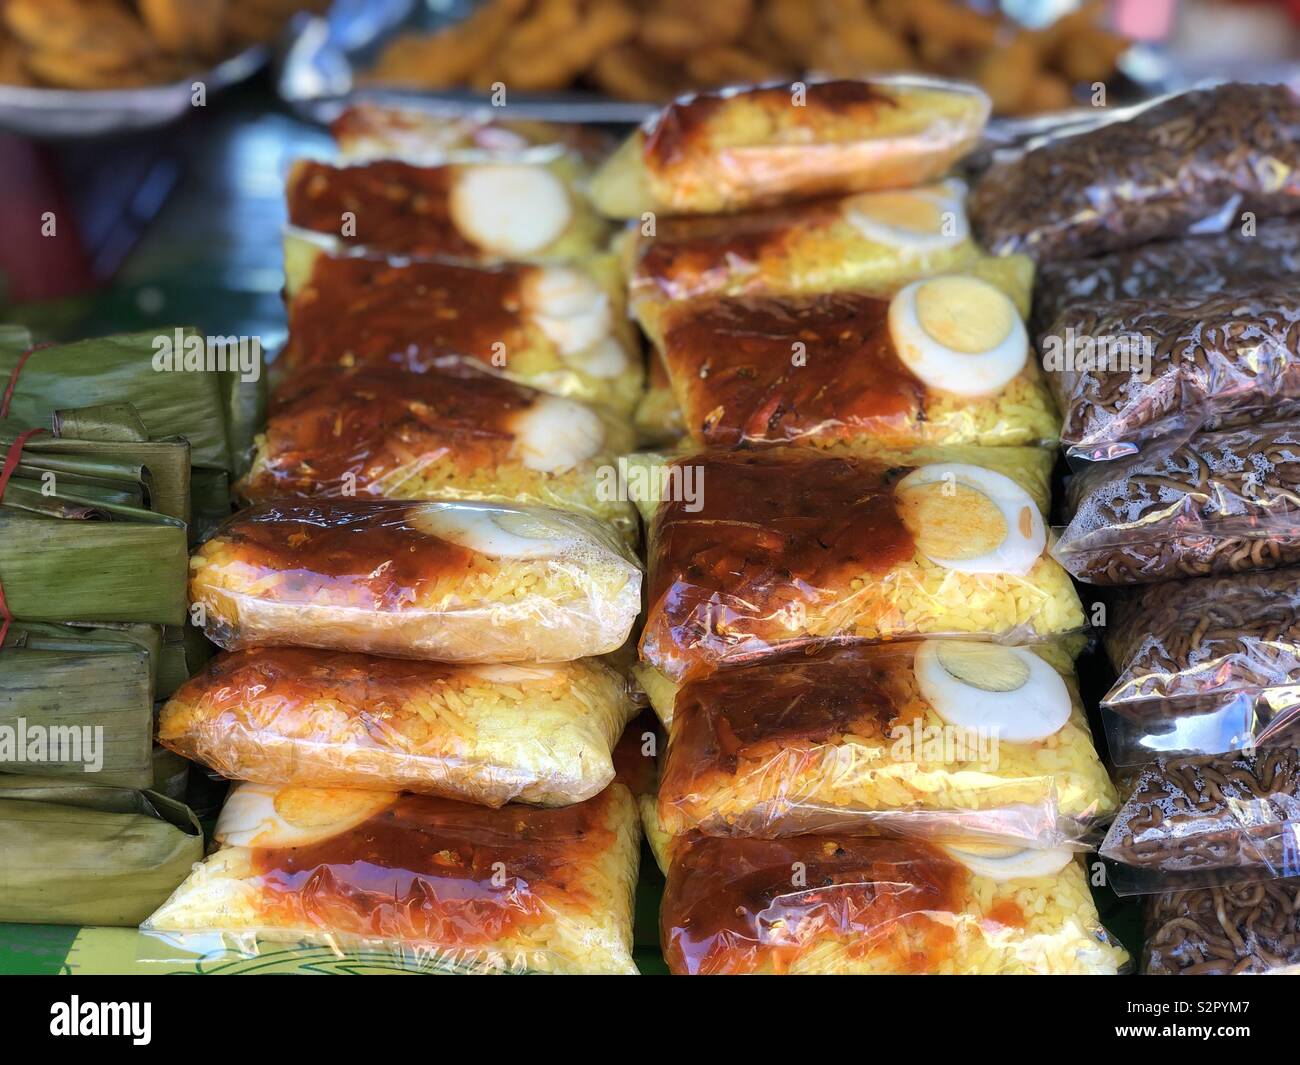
xmin=1056 ymin=422 xmax=1300 ymax=585
xmin=1143 ymin=879 xmax=1300 ymax=975
xmin=331 ymin=104 xmax=617 ymax=167
xmin=655 ymin=640 xmax=1115 ymax=847
xmin=285 ymin=156 xmax=608 ymax=264
xmin=1042 ymin=285 xmax=1300 ymax=460
xmin=645 ymin=275 xmax=1057 ymax=450
xmin=159 ymin=648 xmax=637 ymax=806
xmin=590 ymin=77 xmax=990 ymax=218
xmin=144 ymin=780 xmax=641 ymax=974
xmin=1031 ymin=221 xmax=1300 ymax=341
xmin=1102 ymin=569 xmax=1300 ymax=765
xmin=628 ymin=179 xmax=1024 ymax=309
xmin=237 ymin=365 xmax=637 ymax=543
xmin=633 ymin=352 xmax=687 ymax=447
xmin=972 ymin=82 xmax=1300 ymax=263
xmin=189 ymin=499 xmax=642 ymax=663
xmin=637 ymin=445 xmax=1083 ymax=681
xmin=641 ymin=801 xmax=1129 ymax=975
xmin=280 ymin=245 xmax=643 ymax=414
xmin=1099 ymin=749 xmax=1300 ymax=894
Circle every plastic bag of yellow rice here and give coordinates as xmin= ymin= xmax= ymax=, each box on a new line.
xmin=654 ymin=640 xmax=1116 ymax=848
xmin=144 ymin=781 xmax=640 ymax=975
xmin=189 ymin=499 xmax=642 ymax=663
xmin=589 ymin=76 xmax=989 ymax=218
xmin=634 ymin=445 xmax=1083 ymax=681
xmin=279 ymin=243 xmax=644 ymax=415
xmin=159 ymin=648 xmax=638 ymax=806
xmin=642 ymin=273 xmax=1057 ymax=450
xmin=640 ymin=799 xmax=1128 ymax=975
xmin=285 ymin=154 xmax=608 ymax=264
xmin=237 ymin=365 xmax=638 ymax=544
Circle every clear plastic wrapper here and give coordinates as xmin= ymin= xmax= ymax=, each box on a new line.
xmin=971 ymin=83 xmax=1300 ymax=263
xmin=589 ymin=76 xmax=990 ymax=218
xmin=638 ymin=445 xmax=1083 ymax=682
xmin=642 ymin=805 xmax=1128 ymax=975
xmin=1044 ymin=286 xmax=1300 ymax=460
xmin=285 ymin=156 xmax=609 ymax=264
xmin=144 ymin=780 xmax=641 ymax=975
xmin=1099 ymin=750 xmax=1300 ymax=895
xmin=633 ymin=351 xmax=686 ymax=447
xmin=159 ymin=648 xmax=637 ymax=806
xmin=279 ymin=242 xmax=643 ymax=415
xmin=629 ymin=180 xmax=1010 ymax=307
xmin=648 ymin=277 xmax=1057 ymax=450
xmin=1031 ymin=222 xmax=1300 ymax=341
xmin=1056 ymin=422 xmax=1300 ymax=585
xmin=237 ymin=365 xmax=637 ymax=543
xmin=330 ymin=104 xmax=617 ymax=166
xmin=189 ymin=499 xmax=642 ymax=663
xmin=1102 ymin=569 xmax=1300 ymax=765
xmin=1143 ymin=879 xmax=1300 ymax=975
xmin=656 ymin=641 xmax=1115 ymax=847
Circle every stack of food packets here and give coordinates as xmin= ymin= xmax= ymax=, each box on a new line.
xmin=0 ymin=328 xmax=230 ymax=925
xmin=146 ymin=111 xmax=647 ymax=975
xmin=594 ymin=79 xmax=1124 ymax=975
xmin=972 ymin=82 xmax=1300 ymax=975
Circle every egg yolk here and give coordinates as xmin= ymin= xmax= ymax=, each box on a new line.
xmin=913 ymin=277 xmax=1014 ymax=354
xmin=896 ymin=480 xmax=1007 ymax=561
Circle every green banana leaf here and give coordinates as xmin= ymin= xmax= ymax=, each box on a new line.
xmin=0 ymin=783 xmax=202 ymax=926
xmin=157 ymin=624 xmax=213 ymax=699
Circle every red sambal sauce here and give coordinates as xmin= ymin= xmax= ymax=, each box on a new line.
xmin=641 ymin=450 xmax=917 ymax=666
xmin=661 ymin=834 xmax=968 ymax=975
xmin=643 ymin=80 xmax=900 ymax=170
xmin=662 ymin=292 xmax=923 ymax=445
xmin=217 ymin=500 xmax=480 ymax=611
xmin=252 ymin=366 xmax=534 ymax=497
xmin=250 ymin=791 xmax=616 ymax=945
xmin=669 ymin=644 xmax=924 ymax=775
xmin=283 ymin=253 xmax=528 ymax=374
xmin=286 ymin=160 xmax=478 ymax=258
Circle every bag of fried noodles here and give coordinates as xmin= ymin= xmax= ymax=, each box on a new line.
xmin=144 ymin=781 xmax=640 ymax=974
xmin=1056 ymin=422 xmax=1300 ymax=585
xmin=590 ymin=77 xmax=989 ymax=218
xmin=1143 ymin=879 xmax=1300 ymax=975
xmin=189 ymin=499 xmax=642 ymax=663
xmin=637 ymin=445 xmax=1083 ymax=681
xmin=1100 ymin=749 xmax=1300 ymax=894
xmin=1102 ymin=568 xmax=1300 ymax=765
xmin=641 ymin=800 xmax=1128 ymax=975
xmin=159 ymin=648 xmax=637 ymax=806
xmin=656 ymin=640 xmax=1115 ymax=847
xmin=971 ymin=83 xmax=1300 ymax=263
xmin=237 ymin=365 xmax=637 ymax=543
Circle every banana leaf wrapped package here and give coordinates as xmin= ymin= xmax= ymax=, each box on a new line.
xmin=1 ymin=621 xmax=161 ymax=788
xmin=190 ymin=499 xmax=642 ymax=662
xmin=644 ymin=275 xmax=1056 ymax=450
xmin=238 ymin=365 xmax=637 ymax=543
xmin=145 ymin=780 xmax=641 ymax=974
xmin=285 ymin=155 xmax=608 ymax=265
xmin=160 ymin=648 xmax=637 ymax=806
xmin=590 ymin=77 xmax=989 ymax=217
xmin=636 ymin=445 xmax=1083 ymax=681
xmin=654 ymin=640 xmax=1115 ymax=847
xmin=642 ymin=800 xmax=1128 ymax=975
xmin=0 ymin=778 xmax=201 ymax=926
xmin=279 ymin=246 xmax=643 ymax=415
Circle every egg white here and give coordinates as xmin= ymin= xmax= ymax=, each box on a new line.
xmin=449 ymin=164 xmax=572 ymax=256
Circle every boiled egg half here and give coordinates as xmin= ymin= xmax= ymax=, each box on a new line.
xmin=941 ymin=843 xmax=1075 ymax=882
xmin=215 ymin=782 xmax=397 ymax=849
xmin=507 ymin=393 xmax=606 ymax=473
xmin=895 ymin=462 xmax=1045 ymax=575
xmin=412 ymin=502 xmax=580 ymax=560
xmin=842 ymin=178 xmax=970 ymax=254
xmin=914 ymin=640 xmax=1072 ymax=743
xmin=888 ymin=274 xmax=1028 ymax=397
xmin=450 ymin=164 xmax=572 ymax=257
